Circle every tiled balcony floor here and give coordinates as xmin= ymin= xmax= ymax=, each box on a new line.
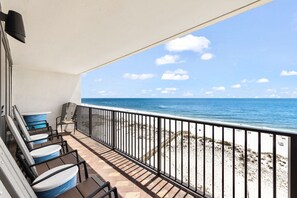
xmin=63 ymin=131 xmax=196 ymax=198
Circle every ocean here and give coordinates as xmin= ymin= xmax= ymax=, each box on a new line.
xmin=81 ymin=98 xmax=297 ymax=132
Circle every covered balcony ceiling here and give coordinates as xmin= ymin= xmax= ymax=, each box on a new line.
xmin=1 ymin=0 xmax=270 ymax=75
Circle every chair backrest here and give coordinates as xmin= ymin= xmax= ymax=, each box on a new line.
xmin=61 ymin=102 xmax=77 ymax=122
xmin=13 ymin=107 xmax=33 ymax=149
xmin=0 ymin=137 xmax=37 ymax=197
xmin=5 ymin=116 xmax=37 ymax=175
xmin=13 ymin=105 xmax=28 ymax=128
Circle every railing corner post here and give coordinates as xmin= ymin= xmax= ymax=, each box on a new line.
xmin=157 ymin=117 xmax=161 ymax=175
xmin=289 ymin=134 xmax=297 ymax=198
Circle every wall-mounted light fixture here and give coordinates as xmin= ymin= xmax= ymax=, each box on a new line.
xmin=0 ymin=10 xmax=25 ymax=43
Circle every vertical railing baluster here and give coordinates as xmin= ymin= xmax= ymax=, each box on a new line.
xmin=141 ymin=115 xmax=144 ymax=162
xmin=181 ymin=121 xmax=184 ymax=184
xmin=103 ymin=110 xmax=105 ymax=142
xmin=244 ymin=130 xmax=247 ymax=198
xmin=132 ymin=114 xmax=134 ymax=158
xmin=203 ymin=124 xmax=206 ymax=197
xmin=212 ymin=125 xmax=215 ymax=198
xmin=289 ymin=134 xmax=297 ymax=198
xmin=233 ymin=128 xmax=236 ymax=198
xmin=149 ymin=116 xmax=151 ymax=167
xmin=125 ymin=113 xmax=127 ymax=153
xmin=112 ymin=111 xmax=116 ymax=149
xmin=175 ymin=120 xmax=177 ymax=181
xmin=188 ymin=122 xmax=190 ymax=188
xmin=121 ymin=113 xmax=126 ymax=153
xmin=157 ymin=117 xmax=161 ymax=175
xmin=164 ymin=118 xmax=166 ymax=173
xmin=273 ymin=134 xmax=276 ymax=198
xmin=195 ymin=123 xmax=197 ymax=192
xmin=222 ymin=127 xmax=225 ymax=197
xmin=145 ymin=115 xmax=147 ymax=165
xmin=130 ymin=113 xmax=133 ymax=155
xmin=138 ymin=114 xmax=140 ymax=160
xmin=169 ymin=119 xmax=171 ymax=177
xmin=128 ymin=113 xmax=130 ymax=155
xmin=110 ymin=111 xmax=112 ymax=145
xmin=258 ymin=132 xmax=261 ymax=198
xmin=106 ymin=111 xmax=108 ymax=143
xmin=89 ymin=107 xmax=92 ymax=137
xmin=153 ymin=117 xmax=156 ymax=168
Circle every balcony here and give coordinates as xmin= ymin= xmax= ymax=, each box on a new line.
xmin=64 ymin=104 xmax=296 ymax=198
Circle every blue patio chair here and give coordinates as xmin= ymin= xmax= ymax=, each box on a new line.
xmin=13 ymin=105 xmax=53 ymax=133
xmin=13 ymin=105 xmax=56 ymax=137
xmin=13 ymin=107 xmax=68 ymax=152
xmin=6 ymin=115 xmax=62 ymax=164
xmin=0 ymin=137 xmax=118 ymax=197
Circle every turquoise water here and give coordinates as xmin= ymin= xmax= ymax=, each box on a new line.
xmin=82 ymin=98 xmax=297 ymax=131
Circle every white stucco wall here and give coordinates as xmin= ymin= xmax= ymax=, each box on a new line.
xmin=13 ymin=67 xmax=81 ymax=129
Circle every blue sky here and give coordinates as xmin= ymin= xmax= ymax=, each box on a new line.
xmin=82 ymin=0 xmax=297 ymax=98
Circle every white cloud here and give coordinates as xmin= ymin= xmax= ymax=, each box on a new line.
xmin=155 ymin=55 xmax=180 ymax=65
xmin=241 ymin=79 xmax=247 ymax=83
xmin=256 ymin=78 xmax=269 ymax=83
xmin=280 ymin=70 xmax=297 ymax=76
xmin=231 ymin=84 xmax=241 ymax=89
xmin=161 ymin=69 xmax=189 ymax=80
xmin=156 ymin=88 xmax=177 ymax=94
xmin=212 ymin=86 xmax=226 ymax=91
xmin=241 ymin=79 xmax=255 ymax=84
xmin=165 ymin=34 xmax=210 ymax=53
xmin=200 ymin=53 xmax=214 ymax=60
xmin=205 ymin=91 xmax=213 ymax=95
xmin=123 ymin=73 xmax=155 ymax=80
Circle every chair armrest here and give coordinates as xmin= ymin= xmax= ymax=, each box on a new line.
xmin=99 ymin=187 xmax=118 ymax=198
xmin=29 ymin=150 xmax=79 ymax=167
xmin=29 ymin=149 xmax=88 ymax=183
xmin=56 ymin=116 xmax=62 ymax=124
xmin=28 ymin=140 xmax=67 ymax=152
xmin=85 ymin=181 xmax=111 ymax=198
xmin=25 ymin=134 xmax=64 ymax=144
xmin=31 ymin=163 xmax=78 ymax=186
xmin=29 ymin=126 xmax=54 ymax=137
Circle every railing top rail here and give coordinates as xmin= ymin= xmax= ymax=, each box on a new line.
xmin=78 ymin=104 xmax=297 ymax=136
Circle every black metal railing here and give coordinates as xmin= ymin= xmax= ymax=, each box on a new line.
xmin=76 ymin=104 xmax=297 ymax=198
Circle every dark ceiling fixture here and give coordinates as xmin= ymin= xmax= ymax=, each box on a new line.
xmin=0 ymin=10 xmax=26 ymax=43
